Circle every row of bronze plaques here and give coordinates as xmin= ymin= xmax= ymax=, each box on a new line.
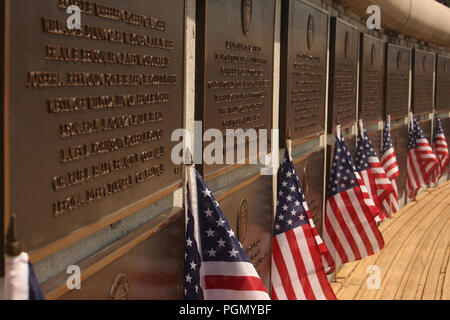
xmin=1 ymin=0 xmax=449 ymax=267
xmin=280 ymin=0 xmax=450 ymax=143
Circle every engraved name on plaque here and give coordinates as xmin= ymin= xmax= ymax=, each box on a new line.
xmin=386 ymin=44 xmax=411 ymax=120
xmin=359 ymin=34 xmax=386 ymax=123
xmin=3 ymin=0 xmax=185 ymax=252
xmin=196 ymin=0 xmax=275 ymax=177
xmin=280 ymin=0 xmax=328 ymax=144
xmin=412 ymin=49 xmax=434 ymax=115
xmin=436 ymin=54 xmax=450 ymax=112
xmin=328 ymin=17 xmax=359 ymax=132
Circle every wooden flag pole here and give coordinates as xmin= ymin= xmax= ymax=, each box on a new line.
xmin=359 ymin=118 xmax=364 ymax=136
xmin=334 ymin=124 xmax=341 ymax=283
xmin=387 ymin=115 xmax=393 ymax=218
xmin=286 ymin=128 xmax=292 ymax=160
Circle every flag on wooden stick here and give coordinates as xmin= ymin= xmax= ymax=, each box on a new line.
xmin=271 ymin=149 xmax=336 ymax=300
xmin=323 ymin=127 xmax=385 ymax=266
xmin=406 ymin=113 xmax=440 ymax=199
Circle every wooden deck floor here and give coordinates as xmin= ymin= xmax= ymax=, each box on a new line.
xmin=331 ymin=181 xmax=450 ymax=300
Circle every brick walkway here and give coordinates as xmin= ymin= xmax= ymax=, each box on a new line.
xmin=331 ymin=181 xmax=450 ymax=300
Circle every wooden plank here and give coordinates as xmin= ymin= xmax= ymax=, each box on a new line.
xmin=419 ymin=220 xmax=450 ymax=300
xmin=442 ymin=248 xmax=450 ymax=300
xmin=354 ymin=188 xmax=450 ymax=299
xmin=337 ymin=284 xmax=361 ymax=300
xmin=378 ymin=195 xmax=449 ymax=299
xmin=399 ymin=207 xmax=450 ymax=299
xmin=436 ymin=246 xmax=450 ymax=300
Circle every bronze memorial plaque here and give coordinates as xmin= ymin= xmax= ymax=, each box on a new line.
xmin=215 ymin=174 xmax=273 ymax=290
xmin=412 ymin=49 xmax=434 ymax=115
xmin=419 ymin=119 xmax=432 ymax=141
xmin=391 ymin=125 xmax=408 ymax=199
xmin=59 ymin=209 xmax=184 ymax=300
xmin=345 ymin=134 xmax=357 ymax=159
xmin=279 ymin=0 xmax=328 ymax=144
xmin=328 ymin=17 xmax=359 ymax=132
xmin=3 ymin=0 xmax=185 ymax=252
xmin=196 ymin=0 xmax=275 ymax=177
xmin=386 ymin=44 xmax=411 ymax=120
xmin=359 ymin=34 xmax=386 ymax=123
xmin=436 ymin=54 xmax=450 ymax=112
xmin=293 ymin=148 xmax=325 ymax=235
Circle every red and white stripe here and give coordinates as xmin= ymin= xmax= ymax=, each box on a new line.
xmin=407 ymin=138 xmax=440 ymax=199
xmin=433 ymin=132 xmax=449 ymax=181
xmin=355 ymin=172 xmax=383 ymax=223
xmin=359 ymin=157 xmax=395 ymax=221
xmin=201 ymin=261 xmax=270 ymax=300
xmin=271 ymin=223 xmax=337 ymax=300
xmin=323 ymin=186 xmax=385 ymax=265
xmin=303 ymin=202 xmax=335 ymax=275
xmin=381 ymin=146 xmax=400 ymax=215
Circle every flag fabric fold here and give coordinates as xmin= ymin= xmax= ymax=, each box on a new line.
xmin=432 ymin=112 xmax=449 ymax=183
xmin=356 ymin=122 xmax=395 ymax=221
xmin=323 ymin=131 xmax=385 ymax=266
xmin=271 ymin=149 xmax=336 ymax=300
xmin=381 ymin=119 xmax=400 ymax=215
xmin=184 ymin=166 xmax=270 ymax=300
xmin=406 ymin=114 xmax=440 ymax=199
xmin=4 ymin=252 xmax=45 ymax=300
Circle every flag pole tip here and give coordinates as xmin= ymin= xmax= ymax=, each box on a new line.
xmin=287 ymin=128 xmax=292 ymax=140
xmin=6 ymin=213 xmax=22 ymax=257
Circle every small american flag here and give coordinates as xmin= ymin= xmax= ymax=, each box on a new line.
xmin=271 ymin=150 xmax=336 ymax=300
xmin=323 ymin=131 xmax=385 ymax=265
xmin=356 ymin=122 xmax=395 ymax=221
xmin=184 ymin=166 xmax=270 ymax=300
xmin=432 ymin=112 xmax=449 ymax=182
xmin=381 ymin=119 xmax=400 ymax=215
xmin=406 ymin=114 xmax=440 ymax=200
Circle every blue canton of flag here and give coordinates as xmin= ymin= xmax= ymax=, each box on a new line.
xmin=327 ymin=136 xmax=360 ymax=198
xmin=274 ymin=153 xmax=309 ymax=237
xmin=382 ymin=122 xmax=395 ymax=156
xmin=184 ymin=166 xmax=270 ymax=300
xmin=184 ymin=188 xmax=204 ymax=300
